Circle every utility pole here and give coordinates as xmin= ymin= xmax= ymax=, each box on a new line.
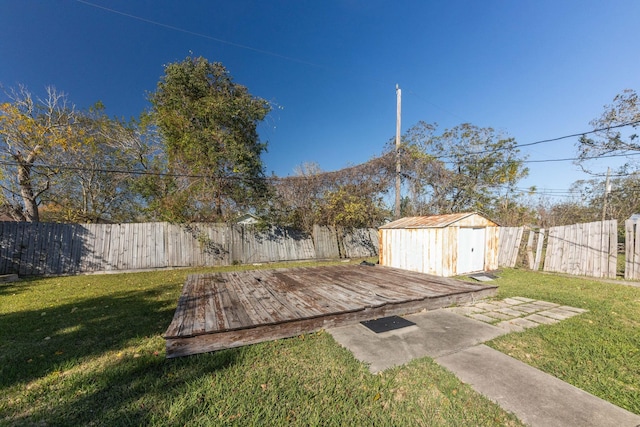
xmin=394 ymin=84 xmax=402 ymax=219
xmin=602 ymin=167 xmax=611 ymax=221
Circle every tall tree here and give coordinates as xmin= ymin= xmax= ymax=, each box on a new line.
xmin=267 ymin=162 xmax=326 ymax=232
xmin=148 ymin=56 xmax=271 ymax=222
xmin=400 ymin=121 xmax=529 ymax=220
xmin=43 ymin=104 xmax=157 ymax=223
xmin=0 ymin=85 xmax=80 ymax=221
xmin=559 ymin=176 xmax=640 ymax=225
xmin=536 ymin=198 xmax=597 ymax=228
xmin=577 ymin=89 xmax=640 ymax=174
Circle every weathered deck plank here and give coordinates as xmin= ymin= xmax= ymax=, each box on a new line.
xmin=336 ymin=269 xmax=430 ymax=301
xmin=217 ymin=275 xmax=253 ymax=330
xmin=191 ymin=276 xmax=207 ymax=335
xmin=176 ymin=292 xmax=196 ymax=338
xmin=297 ymin=267 xmax=389 ymax=307
xmin=226 ymin=272 xmax=273 ymax=325
xmin=270 ymin=272 xmax=330 ymax=317
xmin=247 ymin=272 xmax=301 ymax=321
xmin=164 ymin=264 xmax=497 ymax=358
xmin=204 ymin=276 xmax=220 ymax=332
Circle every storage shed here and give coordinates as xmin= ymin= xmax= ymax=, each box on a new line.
xmin=378 ymin=212 xmax=499 ymax=277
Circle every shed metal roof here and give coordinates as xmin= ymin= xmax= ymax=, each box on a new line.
xmin=379 ymin=212 xmax=486 ymax=229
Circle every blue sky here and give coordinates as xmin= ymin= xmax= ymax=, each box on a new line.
xmin=1 ymin=0 xmax=639 ymax=202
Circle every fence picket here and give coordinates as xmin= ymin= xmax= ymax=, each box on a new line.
xmin=533 ymin=229 xmax=545 ymax=271
xmin=625 ymin=220 xmax=640 ymax=280
xmin=498 ymin=226 xmax=524 ymax=268
xmin=635 ymin=221 xmax=640 ymax=280
xmin=543 ymin=220 xmax=617 ymax=278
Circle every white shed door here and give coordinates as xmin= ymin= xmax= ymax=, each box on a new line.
xmin=457 ymin=228 xmax=485 ymax=274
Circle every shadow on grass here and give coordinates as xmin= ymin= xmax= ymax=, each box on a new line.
xmin=0 ymin=278 xmax=39 ymax=297
xmin=1 ymin=278 xmax=248 ymax=425
xmin=6 ymin=346 xmax=245 ymax=426
xmin=0 ymin=282 xmax=241 ymax=388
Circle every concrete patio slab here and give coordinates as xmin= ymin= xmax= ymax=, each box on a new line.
xmin=526 ymin=313 xmax=560 ymax=325
xmin=502 ymin=297 xmax=525 ymax=305
xmin=469 ymin=313 xmax=499 ymax=323
xmin=510 ymin=296 xmax=536 ymax=302
xmin=328 ymin=297 xmax=640 ymax=426
xmin=538 ymin=309 xmax=576 ymax=320
xmin=328 ymin=309 xmax=506 ymax=373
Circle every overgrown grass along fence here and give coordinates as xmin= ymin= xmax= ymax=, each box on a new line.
xmin=0 ymin=222 xmax=379 ymax=276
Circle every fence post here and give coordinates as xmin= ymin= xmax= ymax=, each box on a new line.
xmin=625 ymin=220 xmax=636 ymax=280
xmin=533 ymin=229 xmax=545 ymax=271
xmin=526 ymin=229 xmax=534 ymax=269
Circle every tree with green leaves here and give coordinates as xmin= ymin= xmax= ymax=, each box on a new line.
xmin=148 ymin=56 xmax=271 ymax=222
xmin=578 ymin=89 xmax=640 ymax=174
xmin=266 ymin=156 xmax=394 ymax=232
xmin=43 ymin=103 xmax=157 ymax=223
xmin=546 ymin=175 xmax=640 ymax=227
xmin=319 ymin=184 xmax=389 ymax=228
xmin=399 ymin=121 xmax=529 ymax=222
xmin=0 ymin=85 xmax=80 ymax=222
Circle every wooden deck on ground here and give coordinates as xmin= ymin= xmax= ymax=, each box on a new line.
xmin=164 ymin=264 xmax=497 ymax=358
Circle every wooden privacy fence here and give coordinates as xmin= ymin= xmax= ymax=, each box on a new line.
xmin=0 ymin=222 xmax=379 ymax=276
xmin=498 ymin=226 xmax=524 ymax=268
xmin=543 ymin=220 xmax=617 ymax=278
xmin=498 ymin=221 xmax=620 ymax=279
xmin=525 ymin=228 xmax=545 ymax=271
xmin=625 ymin=219 xmax=640 ymax=280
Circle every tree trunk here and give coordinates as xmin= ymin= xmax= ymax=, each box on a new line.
xmin=215 ymin=188 xmax=223 ymax=218
xmin=17 ymin=162 xmax=39 ymax=222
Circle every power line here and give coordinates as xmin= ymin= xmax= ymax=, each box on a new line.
xmin=514 ymin=120 xmax=640 ymax=150
xmin=74 ymin=0 xmax=640 ymax=164
xmin=74 ymin=0 xmax=470 ymax=123
xmin=521 ymin=151 xmax=640 ymax=164
xmin=433 ymin=120 xmax=640 ymax=160
xmin=1 ymin=118 xmax=639 ymax=188
xmin=2 ymin=142 xmax=640 ymax=181
xmin=0 ymin=160 xmax=243 ymax=181
xmin=74 ymin=0 xmax=327 ymax=70
xmin=435 ymin=142 xmax=640 ymax=165
xmin=403 ymin=88 xmax=466 ymax=122
xmin=0 ymin=158 xmax=390 ymax=184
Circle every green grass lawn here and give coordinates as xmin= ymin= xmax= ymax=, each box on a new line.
xmin=486 ymin=269 xmax=640 ymax=414
xmin=0 ymin=260 xmax=522 ymax=427
xmin=1 ymin=262 xmax=638 ymax=426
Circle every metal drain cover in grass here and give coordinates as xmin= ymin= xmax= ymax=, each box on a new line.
xmin=360 ymin=316 xmax=416 ymax=334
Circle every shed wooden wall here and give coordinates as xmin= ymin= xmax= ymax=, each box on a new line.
xmin=378 ymin=215 xmax=499 ymax=277
xmin=379 ymin=227 xmax=457 ymax=276
xmin=485 ymin=226 xmax=500 ymax=272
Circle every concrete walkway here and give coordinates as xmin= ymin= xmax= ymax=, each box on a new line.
xmin=327 ymin=298 xmax=640 ymax=427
